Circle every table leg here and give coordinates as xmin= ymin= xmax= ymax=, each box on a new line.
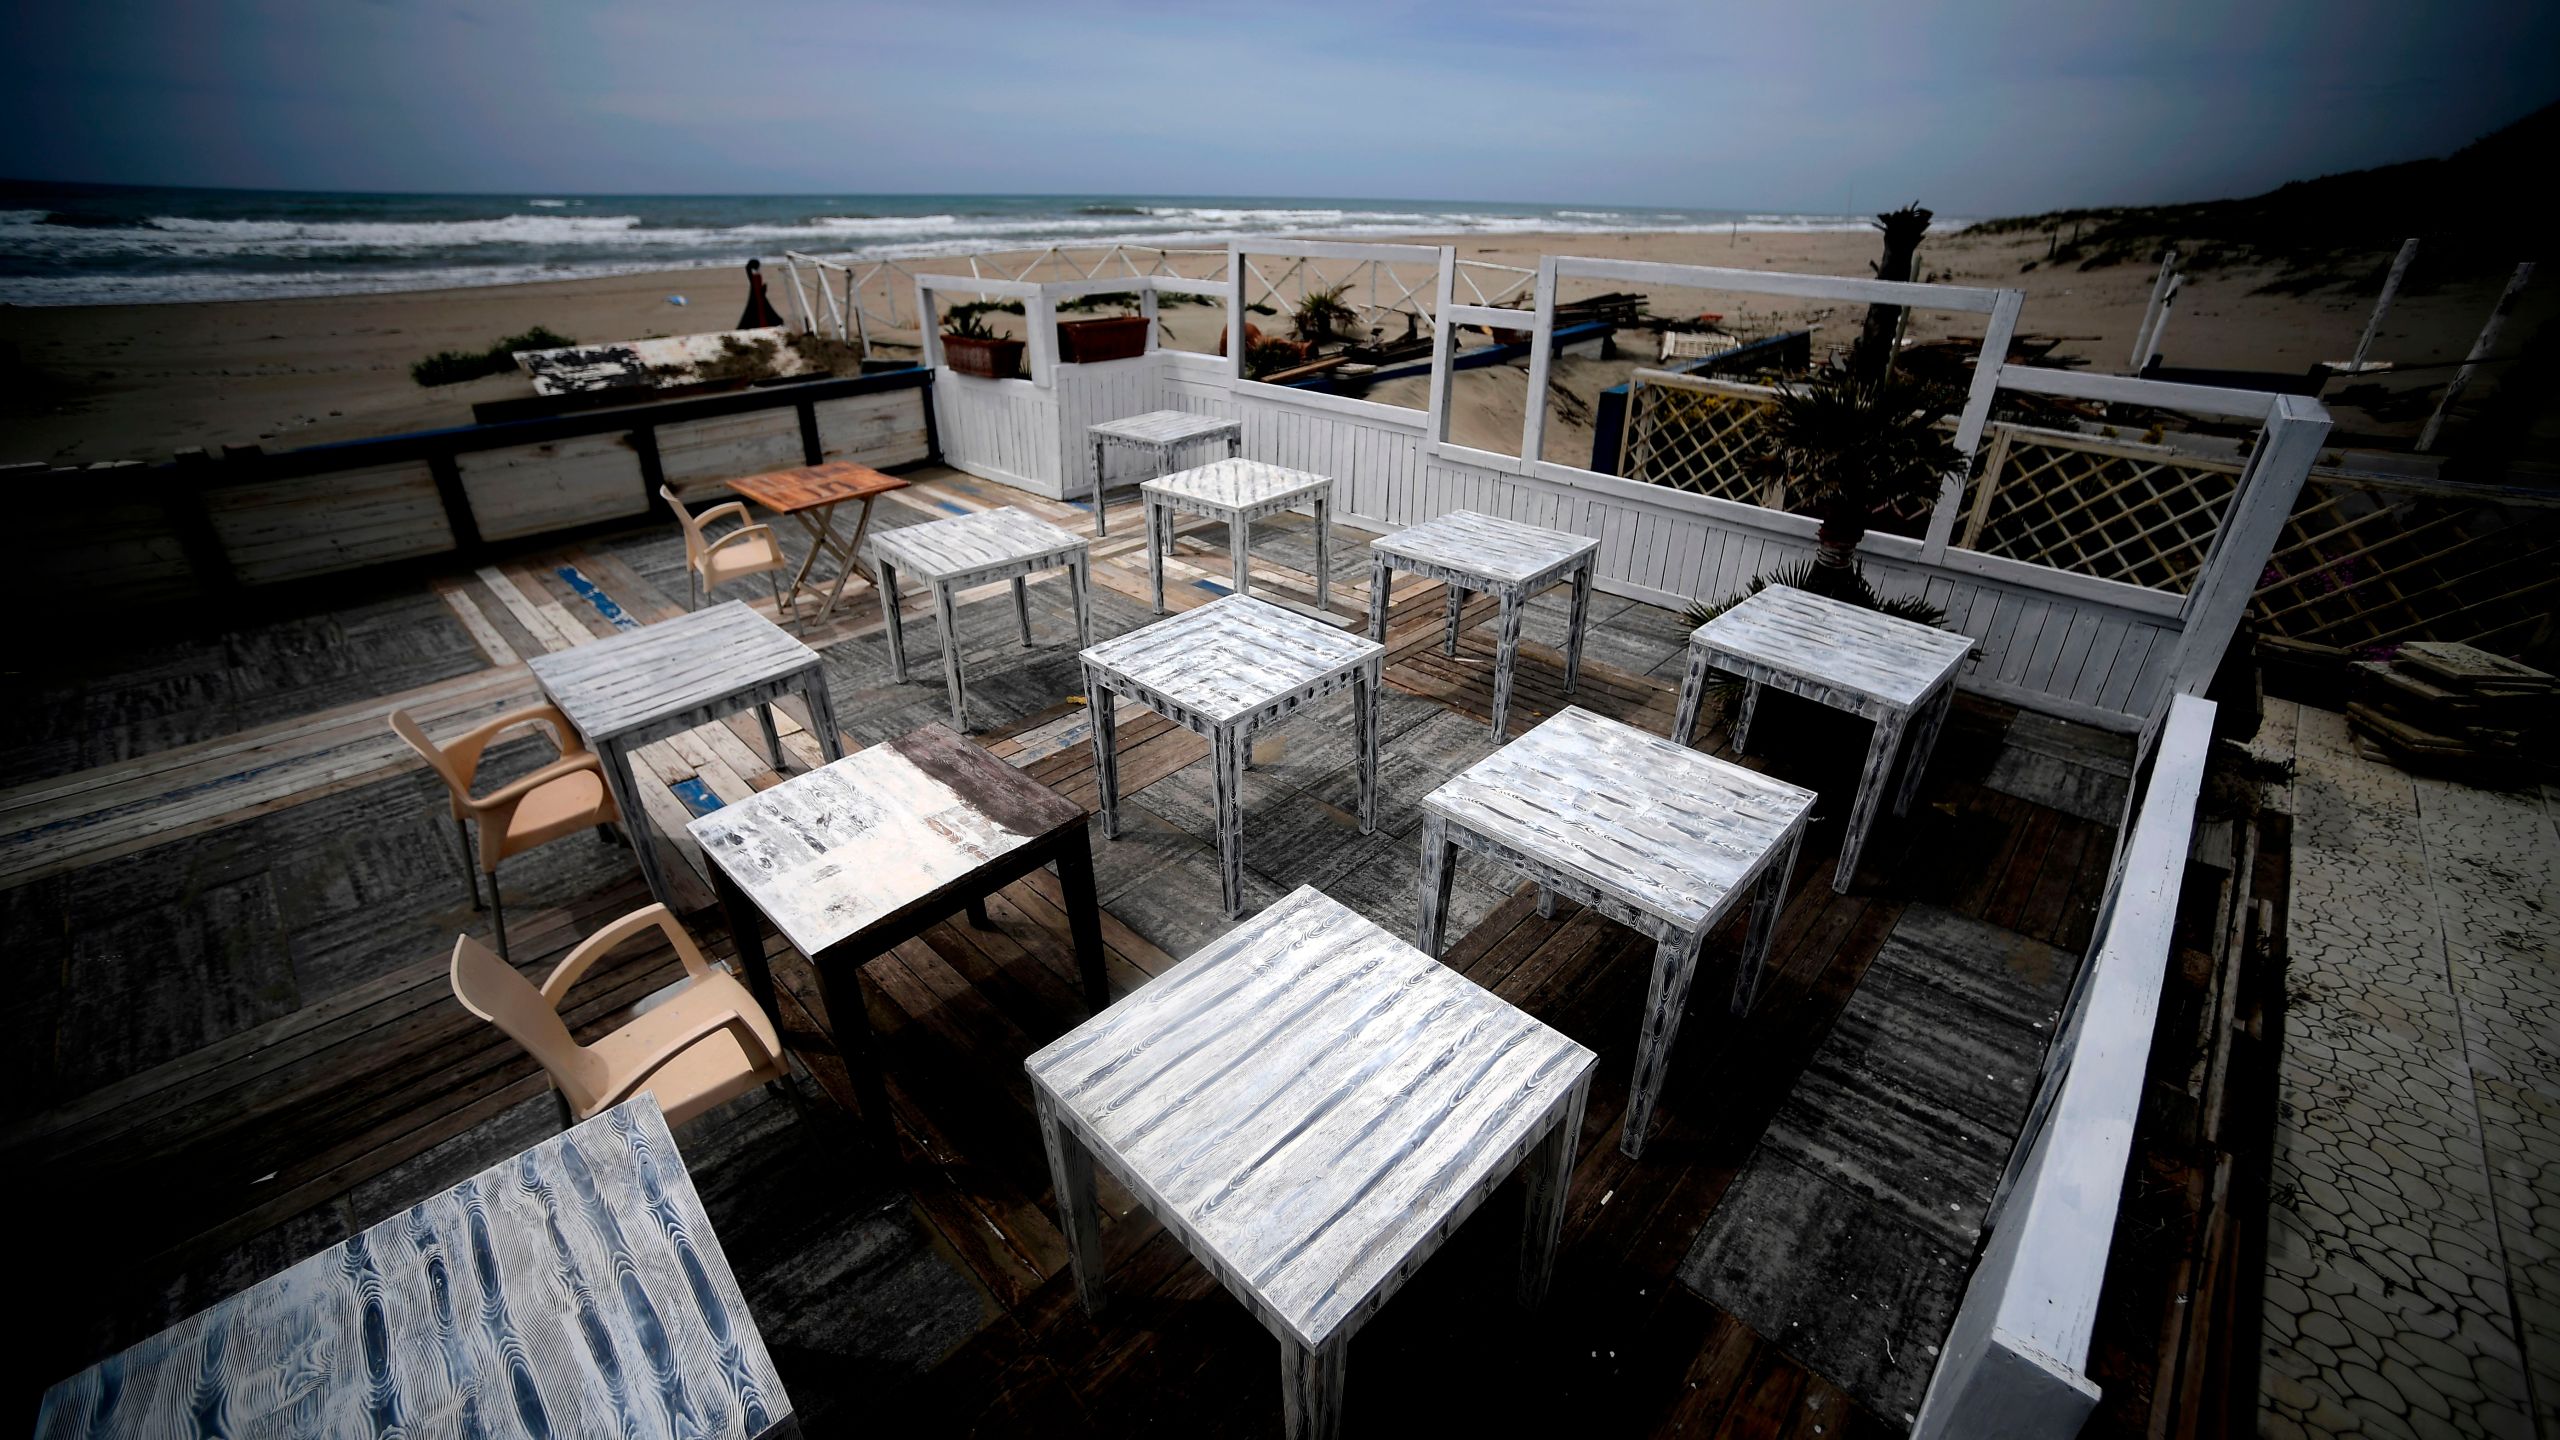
xmin=1212 ymin=725 xmax=1248 ymax=918
xmin=1564 ymin=561 xmax=1594 ymax=696
xmin=757 ymin=702 xmax=784 ymax=770
xmin=710 ymin=864 xmax=780 ymax=1026
xmin=1226 ymin=429 xmax=1241 ymax=460
xmin=599 ymin=737 xmax=671 ymax=905
xmin=1087 ymin=669 xmax=1120 ymax=840
xmin=1836 ymin=710 xmax=1907 ymax=893
xmin=1518 ymin=1070 xmax=1590 ymax=1310
xmin=802 ymin=665 xmax=847 ymax=761
xmin=1069 ymin=556 xmax=1093 ymax=650
xmin=815 ymin=499 xmax=871 ymax=622
xmin=878 ymin=556 xmax=909 ymax=681
xmin=1228 ymin=512 xmax=1251 ymax=596
xmin=1011 ymin=576 xmax=1033 ymax=647
xmin=1366 ymin=552 xmax=1392 ymax=641
xmin=814 ymin=946 xmax=894 ymax=1145
xmin=1417 ymin=814 xmax=1457 ymax=956
xmin=1670 ymin=642 xmax=1709 ymax=748
xmin=1733 ymin=679 xmax=1764 ymax=754
xmin=1442 ymin=583 xmax=1466 ymax=656
xmin=1313 ymin=494 xmax=1332 ymax=611
xmin=1623 ymin=928 xmax=1707 ymax=1159
xmin=782 ymin=507 xmax=830 ymax=613
xmin=964 ymin=897 xmax=992 ymax=929
xmin=1056 ymin=829 xmax=1110 ymax=1012
xmin=1279 ymin=1337 xmax=1348 ymax=1440
xmin=1092 ymin=436 xmax=1110 ymax=537
xmin=1734 ymin=826 xmax=1801 ymax=1015
xmin=1894 ymin=683 xmax=1954 ymax=817
xmin=1490 ymin=591 xmax=1526 ymax=738
xmin=933 ymin=581 xmax=968 ymax=730
xmin=1537 ymin=888 xmax=1557 ymax=919
xmin=1354 ymin=660 xmax=1379 ymax=835
xmin=1148 ymin=499 xmax=1168 ymax=614
xmin=1036 ymin=1088 xmax=1108 ymax=1317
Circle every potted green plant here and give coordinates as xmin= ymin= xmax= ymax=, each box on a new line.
xmin=1753 ymin=366 xmax=1962 ymax=597
xmin=940 ymin=310 xmax=1025 ymax=379
xmin=1057 ymin=292 xmax=1152 ymax=363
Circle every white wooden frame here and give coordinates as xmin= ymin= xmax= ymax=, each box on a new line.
xmin=1226 ymin=239 xmax=1451 ymax=410
xmin=914 ymin=272 xmax=1237 ymax=390
xmin=1910 ymin=692 xmax=2216 ymax=1437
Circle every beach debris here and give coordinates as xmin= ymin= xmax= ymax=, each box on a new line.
xmin=667 ymin=294 xmax=688 ymax=306
xmin=512 ymin=326 xmax=809 ymax=396
xmin=2349 ymin=641 xmax=2551 ymax=773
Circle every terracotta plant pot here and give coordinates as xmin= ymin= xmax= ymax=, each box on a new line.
xmin=1057 ymin=315 xmax=1151 ymax=364
xmin=941 ymin=334 xmax=1025 ymax=380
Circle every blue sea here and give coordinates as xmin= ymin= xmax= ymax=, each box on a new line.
xmin=0 ymin=183 xmax=1883 ymax=307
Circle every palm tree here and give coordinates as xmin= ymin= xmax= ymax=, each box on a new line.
xmin=1852 ymin=202 xmax=1932 ymax=384
xmin=1756 ymin=367 xmax=1963 ymax=597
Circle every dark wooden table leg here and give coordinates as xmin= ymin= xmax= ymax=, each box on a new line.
xmin=965 ymin=897 xmax=993 ymax=930
xmin=1056 ymin=829 xmax=1110 ymax=1013
xmin=711 ymin=864 xmax=781 ymax=1026
xmin=814 ymin=943 xmax=896 ymax=1148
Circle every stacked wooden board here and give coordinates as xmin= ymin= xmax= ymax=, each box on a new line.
xmin=2348 ymin=640 xmax=2553 ymax=772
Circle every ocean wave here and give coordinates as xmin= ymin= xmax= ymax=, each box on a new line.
xmin=528 ymin=198 xmax=570 ymax=207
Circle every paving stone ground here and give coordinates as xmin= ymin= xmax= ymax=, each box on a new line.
xmin=2255 ymin=700 xmax=2559 ymax=1439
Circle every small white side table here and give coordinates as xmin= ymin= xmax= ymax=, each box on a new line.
xmin=1420 ymin=706 xmax=1815 ymax=1157
xmin=872 ymin=506 xmax=1092 ymax=731
xmin=1141 ymin=459 xmax=1333 ymax=614
xmin=1080 ymin=595 xmax=1382 ymax=918
xmin=1367 ymin=509 xmax=1600 ymax=737
xmin=1672 ymin=584 xmax=1974 ymax=892
xmin=1087 ymin=409 xmax=1242 ymax=537
xmin=1027 ymin=885 xmax=1594 ymax=1440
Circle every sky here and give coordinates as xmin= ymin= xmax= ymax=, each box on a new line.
xmin=3 ymin=0 xmax=2555 ymax=214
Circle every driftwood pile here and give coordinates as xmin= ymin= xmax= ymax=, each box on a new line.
xmin=2349 ymin=641 xmax=2552 ymax=772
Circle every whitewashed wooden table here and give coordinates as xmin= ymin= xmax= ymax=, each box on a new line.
xmin=1086 ymin=409 xmax=1242 ymax=537
xmin=1081 ymin=595 xmax=1384 ymax=919
xmin=528 ymin=599 xmax=844 ymax=908
xmin=1141 ymin=458 xmax=1334 ymax=614
xmin=872 ymin=505 xmax=1093 ymax=731
xmin=1671 ymin=583 xmax=1975 ymax=892
xmin=1419 ymin=705 xmax=1814 ymax=1158
xmin=1027 ymin=884 xmax=1594 ymax=1440
xmin=37 ymin=1095 xmax=791 ymax=1440
xmin=1367 ymin=509 xmax=1601 ymax=737
xmin=689 ymin=722 xmax=1105 ymax=1137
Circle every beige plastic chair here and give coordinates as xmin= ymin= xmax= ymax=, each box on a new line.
xmin=450 ymin=903 xmax=790 ymax=1129
xmin=390 ymin=703 xmax=621 ymax=958
xmin=664 ymin=484 xmax=790 ymax=614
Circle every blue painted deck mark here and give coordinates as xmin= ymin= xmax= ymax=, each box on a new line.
xmin=1192 ymin=579 xmax=1231 ymax=595
xmin=556 ymin=566 xmax=642 ymax=631
xmin=670 ymin=778 xmax=724 ymax=817
xmin=932 ymin=499 xmax=969 ymax=515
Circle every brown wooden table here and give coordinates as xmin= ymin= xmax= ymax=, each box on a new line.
xmin=726 ymin=460 xmax=911 ymax=623
xmin=686 ymin=722 xmax=1107 ymax=1139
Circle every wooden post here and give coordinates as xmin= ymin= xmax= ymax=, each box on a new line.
xmin=1424 ymin=248 xmax=1457 ymax=451
xmin=164 ymin=447 xmax=238 ymax=601
xmin=1921 ymin=287 xmax=2024 ymax=562
xmin=2169 ymin=393 xmax=2330 ymax=695
xmin=424 ymin=449 xmax=484 ymax=558
xmin=2346 ymin=237 xmax=2418 ymax=376
xmin=2130 ymin=251 xmax=2178 ymax=371
xmin=2417 ymin=261 xmax=2535 ymax=453
xmin=2137 ymin=274 xmax=2181 ymax=372
xmin=1226 ymin=244 xmax=1249 ymax=382
xmin=1517 ymin=257 xmax=1560 ymax=467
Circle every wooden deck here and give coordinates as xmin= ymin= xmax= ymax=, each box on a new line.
xmin=0 ymin=466 xmax=2136 ymax=1435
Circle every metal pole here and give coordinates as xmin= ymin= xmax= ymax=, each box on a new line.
xmin=2417 ymin=261 xmax=2536 ymax=453
xmin=2347 ymin=238 xmax=2420 ymax=376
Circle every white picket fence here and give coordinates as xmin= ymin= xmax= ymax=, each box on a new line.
xmin=917 ymin=243 xmax=2330 ymax=737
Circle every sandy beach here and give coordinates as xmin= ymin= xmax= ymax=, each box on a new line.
xmin=0 ymin=224 xmax=2526 ymax=465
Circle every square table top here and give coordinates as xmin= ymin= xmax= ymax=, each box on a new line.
xmin=528 ymin=600 xmax=819 ymax=741
xmin=687 ymin=722 xmax=1083 ymax=959
xmin=1026 ymin=884 xmax=1594 ymax=1352
xmin=1692 ymin=584 xmax=1976 ymax=711
xmin=871 ymin=505 xmax=1088 ymax=583
xmin=1140 ymin=458 xmax=1330 ymax=512
xmin=1080 ymin=595 xmax=1382 ymax=726
xmin=1088 ymin=409 xmax=1242 ymax=445
xmin=725 ymin=460 xmax=910 ymax=514
xmin=1424 ymin=705 xmax=1816 ymax=933
xmin=1371 ymin=509 xmax=1600 ymax=585
xmin=38 ymin=1096 xmax=789 ymax=1440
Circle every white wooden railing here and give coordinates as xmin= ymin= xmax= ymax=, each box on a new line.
xmin=1910 ymin=691 xmax=2218 ymax=1436
xmin=916 ymin=241 xmax=2332 ymax=731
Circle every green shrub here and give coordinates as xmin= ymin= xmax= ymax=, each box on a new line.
xmin=410 ymin=326 xmax=576 ymax=387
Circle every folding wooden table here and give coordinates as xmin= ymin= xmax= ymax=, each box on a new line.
xmin=725 ymin=460 xmax=910 ymax=623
